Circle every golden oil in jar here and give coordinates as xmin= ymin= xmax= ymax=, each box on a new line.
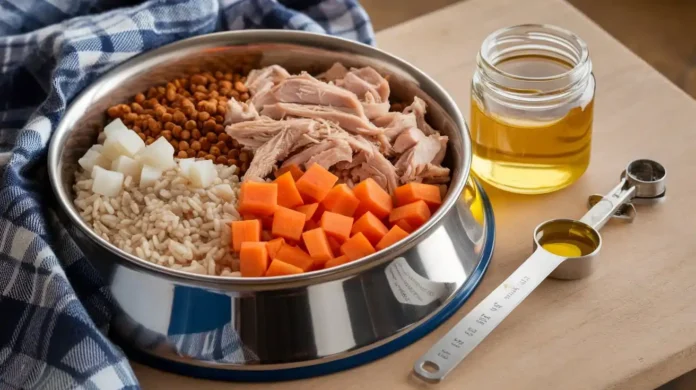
xmin=471 ymin=25 xmax=595 ymax=194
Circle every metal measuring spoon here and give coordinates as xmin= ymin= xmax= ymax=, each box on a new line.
xmin=412 ymin=159 xmax=666 ymax=383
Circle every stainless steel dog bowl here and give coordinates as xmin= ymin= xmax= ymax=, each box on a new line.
xmin=47 ymin=30 xmax=495 ymax=381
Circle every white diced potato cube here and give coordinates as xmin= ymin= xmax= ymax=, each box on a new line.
xmin=91 ymin=168 xmax=124 ymax=197
xmin=101 ymin=137 xmax=120 ymax=160
xmin=178 ymin=158 xmax=196 ymax=177
xmin=211 ymin=184 xmax=235 ymax=202
xmin=90 ymin=144 xmax=103 ymax=153
xmin=104 ymin=118 xmax=129 ymax=138
xmin=97 ymin=132 xmax=107 ymax=145
xmin=111 ymin=155 xmax=141 ymax=181
xmin=140 ymin=165 xmax=162 ymax=189
xmin=189 ymin=160 xmax=217 ymax=188
xmin=79 ymin=150 xmax=110 ymax=172
xmin=137 ymin=137 xmax=175 ymax=170
xmin=119 ymin=131 xmax=146 ymax=156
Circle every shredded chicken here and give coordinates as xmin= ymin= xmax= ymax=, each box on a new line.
xmin=227 ymin=63 xmax=451 ymax=192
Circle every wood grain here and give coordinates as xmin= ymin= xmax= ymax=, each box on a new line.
xmin=131 ymin=0 xmax=696 ymax=388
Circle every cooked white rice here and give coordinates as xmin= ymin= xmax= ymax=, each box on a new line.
xmin=72 ymin=160 xmax=243 ymax=276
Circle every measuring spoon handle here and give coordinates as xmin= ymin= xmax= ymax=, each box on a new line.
xmin=413 ymin=248 xmax=566 ymax=383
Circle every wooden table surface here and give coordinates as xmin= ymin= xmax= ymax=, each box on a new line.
xmin=132 ymin=0 xmax=696 ymax=388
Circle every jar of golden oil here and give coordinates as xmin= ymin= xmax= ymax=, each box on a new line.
xmin=471 ymin=24 xmax=595 ymax=194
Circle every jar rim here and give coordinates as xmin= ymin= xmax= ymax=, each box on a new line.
xmin=479 ymin=24 xmax=590 ymax=83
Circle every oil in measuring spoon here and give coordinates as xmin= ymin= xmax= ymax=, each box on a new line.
xmin=471 ymin=55 xmax=594 ymax=194
xmin=539 ymin=227 xmax=598 ymax=258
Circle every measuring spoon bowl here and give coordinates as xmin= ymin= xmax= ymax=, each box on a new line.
xmin=533 ymin=218 xmax=602 ymax=280
xmin=623 ymin=159 xmax=666 ymax=199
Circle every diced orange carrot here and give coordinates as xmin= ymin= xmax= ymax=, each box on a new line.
xmin=231 ymin=220 xmax=261 ymax=252
xmin=320 ymin=211 xmax=353 ymax=243
xmin=295 ymin=163 xmax=338 ymax=203
xmin=244 ymin=213 xmax=273 ymax=229
xmin=340 ymin=232 xmax=376 ymax=261
xmin=353 ymin=178 xmax=392 ymax=219
xmin=376 ymin=225 xmax=410 ymax=251
xmin=353 ymin=203 xmax=370 ymax=219
xmin=265 ymin=259 xmax=304 ymax=276
xmin=351 ymin=211 xmax=389 ymax=245
xmin=312 ymin=203 xmax=326 ymax=221
xmin=304 ymin=219 xmax=319 ymax=231
xmin=275 ymin=244 xmax=314 ymax=271
xmin=394 ymin=183 xmax=442 ymax=210
xmin=275 ymin=164 xmax=304 ymax=181
xmin=295 ymin=203 xmax=319 ymax=221
xmin=322 ymin=184 xmax=360 ymax=217
xmin=272 ymin=207 xmax=306 ymax=241
xmin=327 ymin=236 xmax=342 ymax=257
xmin=240 ymin=242 xmax=269 ymax=277
xmin=389 ymin=200 xmax=431 ymax=229
xmin=325 ymin=255 xmax=350 ymax=269
xmin=395 ymin=219 xmax=415 ymax=233
xmin=302 ymin=228 xmax=334 ymax=266
xmin=274 ymin=172 xmax=304 ymax=209
xmin=266 ymin=237 xmax=285 ymax=260
xmin=238 ymin=182 xmax=278 ymax=217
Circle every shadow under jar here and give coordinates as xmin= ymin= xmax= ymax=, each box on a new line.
xmin=470 ymin=24 xmax=595 ymax=194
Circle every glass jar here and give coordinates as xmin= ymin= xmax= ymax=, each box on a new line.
xmin=470 ymin=24 xmax=595 ymax=194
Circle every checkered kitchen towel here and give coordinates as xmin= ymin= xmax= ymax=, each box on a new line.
xmin=0 ymin=1 xmax=374 ymax=388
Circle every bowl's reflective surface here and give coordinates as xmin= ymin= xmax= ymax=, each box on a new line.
xmin=48 ymin=31 xmax=494 ymax=373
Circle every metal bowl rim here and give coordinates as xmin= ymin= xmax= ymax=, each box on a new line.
xmin=47 ymin=29 xmax=471 ymax=289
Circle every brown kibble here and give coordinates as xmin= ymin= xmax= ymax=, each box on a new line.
xmin=166 ymin=88 xmax=176 ymax=102
xmin=205 ymin=154 xmax=215 ymax=161
xmin=118 ymin=104 xmax=131 ymax=114
xmin=191 ymin=141 xmax=201 ymax=151
xmin=164 ymin=122 xmax=175 ymax=130
xmin=147 ymin=87 xmax=157 ymax=98
xmin=229 ymin=149 xmax=239 ymax=159
xmin=107 ymin=106 xmax=120 ymax=118
xmin=192 ymin=129 xmax=201 ymax=139
xmin=239 ymin=151 xmax=249 ymax=162
xmin=154 ymin=105 xmax=166 ymax=117
xmin=209 ymin=83 xmax=218 ymax=91
xmin=137 ymin=132 xmax=146 ymax=141
xmin=206 ymin=132 xmax=217 ymax=142
xmin=170 ymin=139 xmax=179 ymax=150
xmin=131 ymin=102 xmax=143 ymax=114
xmin=177 ymin=151 xmax=188 ymax=158
xmin=197 ymin=151 xmax=207 ymax=158
xmin=146 ymin=137 xmax=155 ymax=145
xmin=216 ymin=105 xmax=227 ymax=115
xmin=172 ymin=111 xmax=186 ymax=124
xmin=219 ymin=80 xmax=232 ymax=90
xmin=198 ymin=111 xmax=210 ymax=122
xmin=200 ymin=139 xmax=210 ymax=150
xmin=204 ymin=119 xmax=216 ymax=130
xmin=178 ymin=140 xmax=189 ymax=151
xmin=214 ymin=115 xmax=224 ymax=123
xmin=218 ymin=133 xmax=229 ymax=143
xmin=234 ymin=81 xmax=248 ymax=93
xmin=214 ymin=124 xmax=224 ymax=133
xmin=184 ymin=120 xmax=196 ymax=130
xmin=240 ymin=92 xmax=249 ymax=101
xmin=135 ymin=93 xmax=146 ymax=103
xmin=204 ymin=102 xmax=217 ymax=115
xmin=191 ymin=74 xmax=208 ymax=85
xmin=224 ymin=73 xmax=233 ymax=81
xmin=210 ymin=146 xmax=220 ymax=156
xmin=219 ymin=88 xmax=230 ymax=96
xmin=132 ymin=126 xmax=141 ymax=133
xmin=195 ymin=85 xmax=207 ymax=93
xmin=172 ymin=126 xmax=182 ymax=138
xmin=181 ymin=130 xmax=191 ymax=140
xmin=216 ymin=156 xmax=228 ymax=165
xmin=215 ymin=141 xmax=226 ymax=150
xmin=162 ymin=112 xmax=172 ymax=123
xmin=125 ymin=113 xmax=138 ymax=122
xmin=186 ymin=150 xmax=196 ymax=158
xmin=161 ymin=130 xmax=173 ymax=141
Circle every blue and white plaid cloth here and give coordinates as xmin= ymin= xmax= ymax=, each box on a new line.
xmin=0 ymin=1 xmax=374 ymax=388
